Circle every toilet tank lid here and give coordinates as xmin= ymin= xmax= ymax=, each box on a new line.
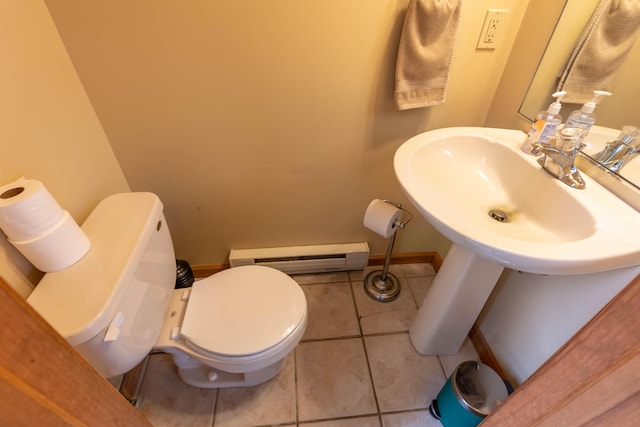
xmin=26 ymin=192 xmax=164 ymax=346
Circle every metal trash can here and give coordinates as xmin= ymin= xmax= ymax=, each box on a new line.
xmin=430 ymin=361 xmax=509 ymax=427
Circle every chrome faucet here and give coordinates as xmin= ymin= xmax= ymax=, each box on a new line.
xmin=592 ymin=126 xmax=640 ymax=173
xmin=531 ymin=127 xmax=586 ymax=189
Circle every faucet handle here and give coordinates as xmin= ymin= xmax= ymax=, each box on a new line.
xmin=616 ymin=126 xmax=640 ymax=150
xmin=554 ymin=127 xmax=586 ymax=152
xmin=530 ymin=143 xmax=544 ymax=156
xmin=593 ymin=126 xmax=640 ymax=171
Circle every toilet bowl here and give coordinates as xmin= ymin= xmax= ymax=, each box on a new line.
xmin=156 ymin=265 xmax=307 ymax=387
xmin=26 ymin=192 xmax=307 ymax=388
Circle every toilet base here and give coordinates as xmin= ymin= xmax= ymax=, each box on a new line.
xmin=170 ymin=351 xmax=285 ymax=388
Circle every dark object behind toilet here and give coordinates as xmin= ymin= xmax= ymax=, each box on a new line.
xmin=175 ymin=259 xmax=194 ymax=288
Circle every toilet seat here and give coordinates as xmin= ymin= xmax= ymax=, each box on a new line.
xmin=180 ymin=265 xmax=306 ymax=358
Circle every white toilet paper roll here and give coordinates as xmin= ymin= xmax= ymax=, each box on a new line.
xmin=9 ymin=210 xmax=91 ymax=272
xmin=0 ymin=178 xmax=65 ymax=241
xmin=364 ymin=199 xmax=402 ymax=238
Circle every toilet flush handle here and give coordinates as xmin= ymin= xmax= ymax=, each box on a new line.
xmin=104 ymin=311 xmax=125 ymax=342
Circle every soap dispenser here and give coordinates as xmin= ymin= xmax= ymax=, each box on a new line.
xmin=521 ymin=91 xmax=566 ymax=154
xmin=564 ymin=90 xmax=612 ymax=136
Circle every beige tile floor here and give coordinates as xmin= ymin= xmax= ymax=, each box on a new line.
xmin=137 ymin=263 xmax=480 ymax=427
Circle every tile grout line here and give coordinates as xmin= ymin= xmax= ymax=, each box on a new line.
xmin=294 ymin=349 xmax=300 ymax=427
xmin=348 ymin=270 xmax=383 ymax=425
xmin=210 ymin=374 xmax=218 ymax=426
xmin=296 ymin=413 xmax=381 ymax=425
xmin=347 ymin=270 xmax=366 ymax=339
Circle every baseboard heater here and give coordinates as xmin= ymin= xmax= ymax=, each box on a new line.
xmin=229 ymin=242 xmax=369 ymax=275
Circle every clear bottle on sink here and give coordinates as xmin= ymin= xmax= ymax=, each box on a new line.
xmin=564 ymin=90 xmax=612 ymax=137
xmin=521 ymin=91 xmax=566 ymax=154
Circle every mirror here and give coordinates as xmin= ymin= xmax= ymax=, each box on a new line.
xmin=519 ymin=0 xmax=640 ymax=189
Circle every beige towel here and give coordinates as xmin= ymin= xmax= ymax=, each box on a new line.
xmin=394 ymin=0 xmax=462 ymax=110
xmin=558 ymin=0 xmax=640 ymax=103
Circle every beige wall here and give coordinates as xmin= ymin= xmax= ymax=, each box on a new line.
xmin=485 ymin=0 xmax=566 ymax=132
xmin=0 ymin=1 xmax=130 ymax=296
xmin=45 ymin=0 xmax=529 ymax=266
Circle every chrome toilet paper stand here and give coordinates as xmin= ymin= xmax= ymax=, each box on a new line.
xmin=365 ymin=200 xmax=412 ymax=302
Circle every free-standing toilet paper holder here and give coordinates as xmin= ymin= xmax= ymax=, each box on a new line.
xmin=364 ymin=200 xmax=412 ymax=302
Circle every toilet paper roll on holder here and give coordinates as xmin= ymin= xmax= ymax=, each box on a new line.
xmin=364 ymin=200 xmax=412 ymax=302
xmin=384 ymin=200 xmax=412 ymax=230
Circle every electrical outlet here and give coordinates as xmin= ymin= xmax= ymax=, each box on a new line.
xmin=477 ymin=9 xmax=508 ymax=50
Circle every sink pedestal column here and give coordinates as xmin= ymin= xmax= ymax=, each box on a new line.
xmin=409 ymin=244 xmax=504 ymax=355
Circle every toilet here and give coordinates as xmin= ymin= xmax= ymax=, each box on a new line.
xmin=26 ymin=192 xmax=307 ymax=388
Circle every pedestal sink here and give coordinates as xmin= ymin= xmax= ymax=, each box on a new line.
xmin=394 ymin=127 xmax=640 ymax=355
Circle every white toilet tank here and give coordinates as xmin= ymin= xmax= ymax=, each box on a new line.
xmin=27 ymin=192 xmax=176 ymax=378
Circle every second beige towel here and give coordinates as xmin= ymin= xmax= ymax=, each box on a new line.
xmin=558 ymin=0 xmax=640 ymax=103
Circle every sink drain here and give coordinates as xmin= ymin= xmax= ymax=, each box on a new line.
xmin=488 ymin=209 xmax=510 ymax=223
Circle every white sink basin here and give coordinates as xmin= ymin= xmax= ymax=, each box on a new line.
xmin=394 ymin=127 xmax=640 ymax=355
xmin=394 ymin=127 xmax=640 ymax=275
